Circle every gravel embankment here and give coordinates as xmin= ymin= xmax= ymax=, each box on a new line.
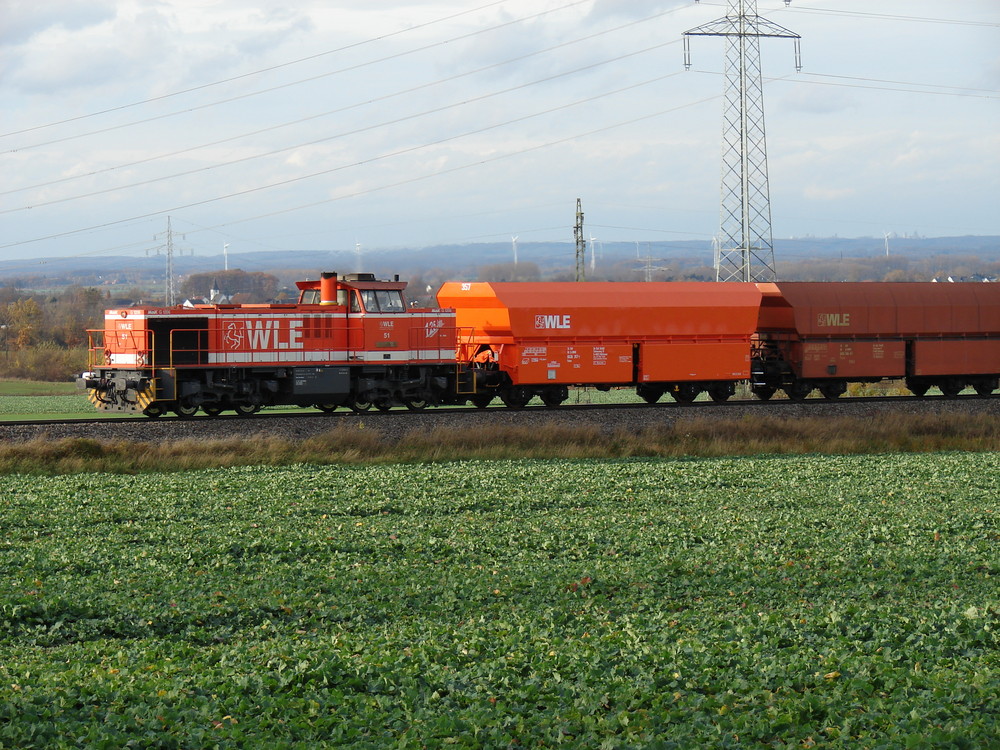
xmin=0 ymin=397 xmax=997 ymax=445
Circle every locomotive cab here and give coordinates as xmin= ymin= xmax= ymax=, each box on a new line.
xmin=296 ymin=272 xmax=408 ymax=313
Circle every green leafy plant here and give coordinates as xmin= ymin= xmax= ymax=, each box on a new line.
xmin=0 ymin=453 xmax=997 ymax=746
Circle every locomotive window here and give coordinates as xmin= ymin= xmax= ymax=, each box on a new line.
xmin=300 ymin=289 xmax=320 ymax=304
xmin=356 ymin=289 xmax=405 ymax=313
xmin=351 ymin=292 xmax=362 ymax=313
xmin=376 ymin=290 xmax=404 ymax=312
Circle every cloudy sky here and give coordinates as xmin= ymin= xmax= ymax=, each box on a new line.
xmin=2 ymin=0 xmax=998 ymax=265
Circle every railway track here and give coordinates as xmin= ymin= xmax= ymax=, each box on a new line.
xmin=2 ymin=393 xmax=997 ymax=445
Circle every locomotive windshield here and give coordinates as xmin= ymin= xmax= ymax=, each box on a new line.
xmin=358 ymin=289 xmax=405 ymax=313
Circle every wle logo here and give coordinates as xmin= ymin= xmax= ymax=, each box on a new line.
xmin=534 ymin=314 xmax=571 ymax=330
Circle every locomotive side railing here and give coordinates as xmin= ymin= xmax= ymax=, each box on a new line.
xmin=84 ymin=330 xmax=105 ymax=370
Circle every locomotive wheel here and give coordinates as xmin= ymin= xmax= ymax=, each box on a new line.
xmin=752 ymin=386 xmax=776 ymax=401
xmin=234 ymin=402 xmax=260 ymax=417
xmin=202 ymin=405 xmax=224 ymax=417
xmin=143 ymin=404 xmax=165 ymax=419
xmin=350 ymin=398 xmax=372 ymax=413
xmin=375 ymin=400 xmax=393 ymax=412
xmin=315 ymin=403 xmax=339 ymax=413
xmin=173 ymin=402 xmax=198 ymax=418
xmin=672 ymin=384 xmax=700 ymax=403
xmin=403 ymin=398 xmax=428 ymax=411
xmin=470 ymin=394 xmax=493 ymax=409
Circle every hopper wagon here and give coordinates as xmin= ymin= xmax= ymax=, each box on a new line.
xmin=753 ymin=282 xmax=1000 ymax=399
xmin=437 ymin=281 xmax=762 ymax=407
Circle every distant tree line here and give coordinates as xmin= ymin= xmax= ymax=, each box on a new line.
xmin=180 ymin=270 xmax=279 ymax=303
xmin=0 ymin=255 xmax=998 ymax=381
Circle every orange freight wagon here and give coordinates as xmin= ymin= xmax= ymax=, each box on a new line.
xmin=755 ymin=282 xmax=1000 ymax=399
xmin=437 ymin=281 xmax=762 ymax=407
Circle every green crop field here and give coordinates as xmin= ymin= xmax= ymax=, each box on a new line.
xmin=1 ymin=453 xmax=997 ymax=748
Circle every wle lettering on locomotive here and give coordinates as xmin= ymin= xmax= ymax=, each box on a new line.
xmin=78 ymin=274 xmax=1000 ymax=417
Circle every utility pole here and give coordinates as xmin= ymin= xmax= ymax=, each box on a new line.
xmin=166 ymin=216 xmax=177 ymax=306
xmin=684 ymin=0 xmax=800 ymax=282
xmin=573 ymin=198 xmax=586 ymax=281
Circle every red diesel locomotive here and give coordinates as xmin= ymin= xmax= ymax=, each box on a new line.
xmin=80 ymin=272 xmax=460 ymax=417
xmin=79 ymin=273 xmax=1000 ymax=417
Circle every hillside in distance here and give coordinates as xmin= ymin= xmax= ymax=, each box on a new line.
xmin=1 ymin=235 xmax=998 ymax=291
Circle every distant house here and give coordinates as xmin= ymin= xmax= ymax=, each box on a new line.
xmin=182 ymin=278 xmax=231 ymax=307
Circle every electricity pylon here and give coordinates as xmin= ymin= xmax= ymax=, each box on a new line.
xmin=684 ymin=0 xmax=800 ymax=282
xmin=573 ymin=198 xmax=586 ymax=281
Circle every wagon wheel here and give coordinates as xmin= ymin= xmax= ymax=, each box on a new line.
xmin=500 ymin=386 xmax=532 ymax=409
xmin=470 ymin=394 xmax=493 ymax=409
xmin=540 ymin=386 xmax=568 ymax=408
xmin=636 ymin=385 xmax=663 ymax=404
xmin=905 ymin=379 xmax=929 ymax=397
xmin=784 ymin=383 xmax=813 ymax=401
xmin=707 ymin=384 xmax=735 ymax=403
xmin=234 ymin=402 xmax=260 ymax=417
xmin=752 ymin=386 xmax=776 ymax=401
xmin=974 ymin=379 xmax=998 ymax=397
xmin=939 ymin=379 xmax=964 ymax=398
xmin=672 ymin=384 xmax=701 ymax=403
xmin=818 ymin=383 xmax=846 ymax=400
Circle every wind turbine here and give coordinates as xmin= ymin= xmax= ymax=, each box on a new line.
xmin=589 ymin=234 xmax=600 ymax=272
xmin=511 ymin=235 xmax=519 ymax=266
xmin=883 ymin=231 xmax=891 ymax=258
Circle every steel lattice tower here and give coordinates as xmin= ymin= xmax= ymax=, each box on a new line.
xmin=684 ymin=0 xmax=800 ymax=282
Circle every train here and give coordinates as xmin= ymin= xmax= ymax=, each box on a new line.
xmin=78 ymin=272 xmax=1000 ymax=417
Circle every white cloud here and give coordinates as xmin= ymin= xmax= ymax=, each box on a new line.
xmin=0 ymin=0 xmax=117 ymax=46
xmin=0 ymin=0 xmax=996 ymax=260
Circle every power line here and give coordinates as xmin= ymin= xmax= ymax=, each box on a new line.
xmin=801 ymin=71 xmax=1000 ymax=95
xmin=4 ymin=0 xmax=594 ymax=152
xmin=4 ymin=43 xmax=682 ymax=214
xmin=0 ymin=0 xmax=512 ymax=139
xmin=784 ymin=5 xmax=1000 ymax=28
xmin=2 ymin=8 xmax=687 ymax=198
xmin=0 ymin=90 xmax=721 ymax=251
xmin=689 ymin=69 xmax=999 ymax=99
